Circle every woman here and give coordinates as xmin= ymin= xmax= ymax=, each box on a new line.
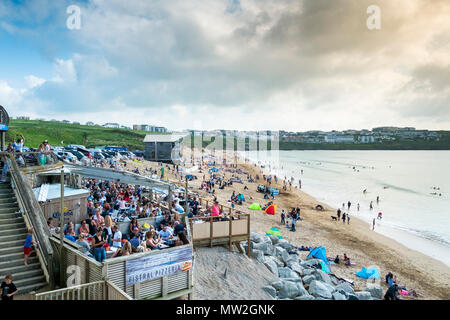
xmin=104 ymin=215 xmax=113 ymax=245
xmin=145 ymin=230 xmax=160 ymax=250
xmin=75 ymin=233 xmax=92 ymax=257
xmin=129 ymin=217 xmax=140 ymax=233
xmin=79 ymin=220 xmax=90 ymax=237
xmin=111 ymin=241 xmax=132 ymax=258
xmin=90 ymin=227 xmax=107 ymax=263
xmin=64 ymin=222 xmax=76 ymax=237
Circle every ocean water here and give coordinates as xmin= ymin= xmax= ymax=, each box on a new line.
xmin=242 ymin=150 xmax=450 ymax=266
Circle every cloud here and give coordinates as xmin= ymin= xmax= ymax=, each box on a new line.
xmin=1 ymin=0 xmax=449 ymax=130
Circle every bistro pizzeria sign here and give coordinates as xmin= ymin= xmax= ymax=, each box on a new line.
xmin=126 ymin=246 xmax=192 ymax=286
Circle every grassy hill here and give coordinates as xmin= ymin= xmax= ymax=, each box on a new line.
xmin=6 ymin=119 xmax=156 ymax=150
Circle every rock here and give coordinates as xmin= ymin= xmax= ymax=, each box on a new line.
xmin=264 ymin=259 xmax=278 ymax=276
xmin=250 ymin=232 xmax=264 ymax=243
xmin=271 ymin=280 xmax=283 ymax=291
xmin=296 ymin=282 xmax=309 ymax=297
xmin=282 ymin=277 xmax=303 ymax=283
xmin=280 ymin=250 xmax=291 ymax=265
xmin=335 ymin=282 xmax=355 ymax=295
xmin=315 ymin=297 xmax=329 ymax=300
xmin=289 ymin=263 xmax=304 ymax=276
xmin=322 ymin=282 xmax=336 ymax=294
xmin=277 ymin=239 xmax=296 ymax=252
xmin=253 ymin=241 xmax=269 ymax=253
xmin=262 ymin=235 xmax=273 ymax=244
xmin=241 ymin=241 xmax=254 ymax=255
xmin=347 ymin=294 xmax=359 ymax=300
xmin=300 ymin=259 xmax=323 ymax=269
xmin=278 ymin=267 xmax=299 ymax=279
xmin=263 ymin=244 xmax=276 ymax=256
xmin=275 ymin=246 xmax=287 ymax=258
xmin=365 ymin=284 xmax=383 ymax=300
xmin=332 ymin=292 xmax=347 ymax=300
xmin=265 ymin=255 xmax=285 ymax=268
xmin=253 ymin=249 xmax=266 ymax=264
xmin=308 ymin=280 xmax=333 ymax=299
xmin=329 ymin=275 xmax=339 ymax=286
xmin=262 ymin=285 xmax=277 ymax=299
xmin=313 ymin=269 xmax=333 ymax=286
xmin=302 ymin=275 xmax=316 ymax=285
xmin=295 ymin=294 xmax=315 ymax=300
xmin=355 ymin=291 xmax=372 ymax=300
xmin=302 ymin=269 xmax=315 ymax=276
xmin=278 ymin=281 xmax=300 ymax=299
xmin=268 ymin=235 xmax=280 ymax=245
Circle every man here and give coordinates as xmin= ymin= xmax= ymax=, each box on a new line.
xmin=384 ymin=283 xmax=400 ymax=300
xmin=159 ymin=225 xmax=174 ymax=241
xmin=1 ymin=275 xmax=18 ymax=301
xmin=173 ymin=221 xmax=185 ymax=236
xmin=290 ymin=212 xmax=297 ymax=232
xmin=85 ymin=213 xmax=97 ymax=236
xmin=337 ymin=208 xmax=341 ymax=221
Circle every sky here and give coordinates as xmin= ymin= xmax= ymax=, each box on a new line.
xmin=0 ymin=0 xmax=449 ymax=132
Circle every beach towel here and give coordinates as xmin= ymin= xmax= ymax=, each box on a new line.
xmin=266 ymin=227 xmax=282 ymax=239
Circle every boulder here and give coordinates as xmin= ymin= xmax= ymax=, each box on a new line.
xmin=332 ymin=292 xmax=347 ymax=300
xmin=262 ymin=285 xmax=277 ymax=299
xmin=264 ymin=259 xmax=279 ymax=276
xmin=265 ymin=255 xmax=285 ymax=268
xmin=268 ymin=235 xmax=280 ymax=245
xmin=308 ymin=280 xmax=333 ymax=299
xmin=329 ymin=275 xmax=339 ymax=286
xmin=253 ymin=241 xmax=269 ymax=253
xmin=302 ymin=275 xmax=316 ymax=285
xmin=313 ymin=269 xmax=333 ymax=286
xmin=347 ymin=294 xmax=359 ymax=300
xmin=355 ymin=291 xmax=372 ymax=300
xmin=278 ymin=281 xmax=300 ymax=299
xmin=271 ymin=280 xmax=283 ymax=291
xmin=250 ymin=232 xmax=264 ymax=243
xmin=275 ymin=246 xmax=287 ymax=258
xmin=282 ymin=278 xmax=303 ymax=283
xmin=322 ymin=282 xmax=336 ymax=294
xmin=277 ymin=239 xmax=296 ymax=252
xmin=296 ymin=282 xmax=309 ymax=297
xmin=300 ymin=259 xmax=323 ymax=269
xmin=263 ymin=244 xmax=276 ymax=256
xmin=252 ymin=249 xmax=266 ymax=264
xmin=365 ymin=285 xmax=383 ymax=300
xmin=278 ymin=267 xmax=299 ymax=279
xmin=295 ymin=294 xmax=315 ymax=300
xmin=289 ymin=263 xmax=304 ymax=277
xmin=280 ymin=250 xmax=291 ymax=265
xmin=241 ymin=241 xmax=254 ymax=255
xmin=335 ymin=282 xmax=355 ymax=295
xmin=302 ymin=269 xmax=315 ymax=276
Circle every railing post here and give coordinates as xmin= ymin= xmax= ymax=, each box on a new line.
xmin=229 ymin=215 xmax=232 ymax=252
xmin=247 ymin=214 xmax=251 ymax=258
xmin=210 ymin=216 xmax=213 ymax=248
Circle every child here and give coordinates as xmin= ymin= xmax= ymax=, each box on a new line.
xmin=24 ymin=227 xmax=38 ymax=266
xmin=1 ymin=275 xmax=18 ymax=300
xmin=281 ymin=210 xmax=285 ymax=225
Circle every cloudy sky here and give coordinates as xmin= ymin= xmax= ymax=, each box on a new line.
xmin=0 ymin=0 xmax=449 ymax=131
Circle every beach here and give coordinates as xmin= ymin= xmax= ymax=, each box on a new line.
xmin=126 ymin=151 xmax=450 ymax=300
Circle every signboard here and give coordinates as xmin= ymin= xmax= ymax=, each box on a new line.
xmin=0 ymin=106 xmax=9 ymax=131
xmin=0 ymin=124 xmax=8 ymax=131
xmin=126 ymin=246 xmax=193 ymax=286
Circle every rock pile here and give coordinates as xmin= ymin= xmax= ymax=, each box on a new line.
xmin=244 ymin=232 xmax=382 ymax=300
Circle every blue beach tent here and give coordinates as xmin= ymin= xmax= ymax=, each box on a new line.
xmin=356 ymin=266 xmax=380 ymax=279
xmin=307 ymin=246 xmax=331 ymax=273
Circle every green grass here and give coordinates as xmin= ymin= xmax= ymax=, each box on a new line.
xmin=6 ymin=119 xmax=165 ymax=151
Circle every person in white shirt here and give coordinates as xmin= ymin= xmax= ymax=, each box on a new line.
xmin=112 ymin=225 xmax=122 ymax=248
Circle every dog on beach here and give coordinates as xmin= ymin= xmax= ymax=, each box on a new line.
xmin=331 ymin=216 xmax=337 ymax=221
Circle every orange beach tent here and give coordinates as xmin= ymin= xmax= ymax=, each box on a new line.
xmin=264 ymin=204 xmax=277 ymax=215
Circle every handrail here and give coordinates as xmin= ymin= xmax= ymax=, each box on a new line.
xmin=4 ymin=154 xmax=54 ymax=285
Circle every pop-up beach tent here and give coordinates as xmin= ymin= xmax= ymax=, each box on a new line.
xmin=237 ymin=193 xmax=245 ymax=202
xmin=248 ymin=203 xmax=261 ymax=210
xmin=264 ymin=204 xmax=277 ymax=215
xmin=210 ymin=167 xmax=219 ymax=172
xmin=268 ymin=187 xmax=279 ymax=195
xmin=307 ymin=246 xmax=331 ymax=273
xmin=356 ymin=267 xmax=380 ymax=279
xmin=266 ymin=227 xmax=282 ymax=239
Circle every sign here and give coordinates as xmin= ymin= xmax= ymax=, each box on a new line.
xmin=0 ymin=106 xmax=9 ymax=132
xmin=126 ymin=246 xmax=192 ymax=286
xmin=0 ymin=124 xmax=8 ymax=131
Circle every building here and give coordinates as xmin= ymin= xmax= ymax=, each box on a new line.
xmin=144 ymin=134 xmax=186 ymax=162
xmin=16 ymin=116 xmax=30 ymax=120
xmin=324 ymin=135 xmax=355 ymax=143
xmin=358 ymin=135 xmax=375 ymax=143
xmin=102 ymin=123 xmax=120 ymax=128
xmin=133 ymin=125 xmax=168 ymax=133
xmin=73 ymin=121 xmax=80 ymax=125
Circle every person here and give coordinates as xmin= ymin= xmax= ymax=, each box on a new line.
xmin=384 ymin=283 xmax=400 ymax=300
xmin=357 ymin=203 xmax=360 ymax=211
xmin=385 ymin=272 xmax=394 ymax=286
xmin=111 ymin=225 xmax=122 ymax=249
xmin=370 ymin=201 xmax=373 ymax=210
xmin=145 ymin=230 xmax=161 ymax=250
xmin=347 ymin=214 xmax=350 ymax=224
xmin=75 ymin=234 xmax=92 ymax=257
xmin=1 ymin=275 xmax=18 ymax=301
xmin=47 ymin=218 xmax=56 ymax=233
xmin=342 ymin=212 xmax=346 ymax=224
xmin=337 ymin=208 xmax=341 ymax=221
xmin=347 ymin=201 xmax=351 ymax=210
xmin=378 ymin=212 xmax=382 ymax=220
xmin=12 ymin=134 xmax=25 ymax=166
xmin=104 ymin=215 xmax=113 ymax=245
xmin=334 ymin=255 xmax=340 ymax=264
xmin=159 ymin=225 xmax=174 ymax=241
xmin=85 ymin=213 xmax=96 ymax=236
xmin=345 ymin=257 xmax=352 ymax=266
xmin=79 ymin=220 xmax=90 ymax=237
xmin=343 ymin=253 xmax=349 ymax=261
xmin=64 ymin=222 xmax=76 ymax=237
xmin=129 ymin=217 xmax=140 ymax=233
xmin=173 ymin=221 xmax=185 ymax=236
xmin=372 ymin=218 xmax=376 ymax=230
xmin=91 ymin=227 xmax=107 ymax=263
xmin=290 ymin=211 xmax=297 ymax=232
xmin=211 ymin=201 xmax=220 ymax=216
xmin=281 ymin=210 xmax=286 ymax=225
xmin=24 ymin=227 xmax=38 ymax=266
xmin=176 ymin=231 xmax=190 ymax=246
xmin=112 ymin=241 xmax=132 ymax=258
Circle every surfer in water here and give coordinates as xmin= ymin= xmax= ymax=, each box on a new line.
xmin=376 ymin=196 xmax=380 ymax=204
xmin=370 ymin=201 xmax=373 ymax=210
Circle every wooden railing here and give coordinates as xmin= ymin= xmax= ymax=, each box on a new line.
xmin=189 ymin=213 xmax=251 ymax=257
xmin=32 ymin=280 xmax=133 ymax=300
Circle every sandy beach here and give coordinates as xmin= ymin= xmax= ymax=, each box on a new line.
xmin=126 ymin=150 xmax=450 ymax=300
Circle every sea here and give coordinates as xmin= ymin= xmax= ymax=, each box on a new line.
xmin=241 ymin=150 xmax=450 ymax=266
